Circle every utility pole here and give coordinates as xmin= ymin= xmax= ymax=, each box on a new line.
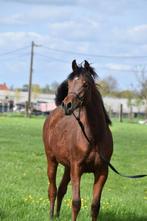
xmin=26 ymin=41 xmax=41 ymax=117
xmin=26 ymin=41 xmax=35 ymax=117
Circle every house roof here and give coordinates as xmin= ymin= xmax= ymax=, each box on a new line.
xmin=0 ymin=83 xmax=9 ymax=90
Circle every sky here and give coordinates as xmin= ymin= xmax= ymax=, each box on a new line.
xmin=0 ymin=0 xmax=147 ymax=89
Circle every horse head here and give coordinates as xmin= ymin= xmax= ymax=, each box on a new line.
xmin=62 ymin=60 xmax=95 ymax=115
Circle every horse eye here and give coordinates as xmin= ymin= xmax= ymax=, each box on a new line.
xmin=83 ymin=82 xmax=88 ymax=88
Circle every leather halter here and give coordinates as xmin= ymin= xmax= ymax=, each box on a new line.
xmin=68 ymin=91 xmax=85 ymax=103
xmin=67 ymin=84 xmax=87 ymax=109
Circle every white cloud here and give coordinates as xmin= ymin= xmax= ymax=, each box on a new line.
xmin=132 ymin=24 xmax=147 ymax=32
xmin=0 ymin=6 xmax=73 ymax=25
xmin=48 ymin=18 xmax=100 ymax=42
xmin=0 ymin=32 xmax=50 ymax=49
xmin=105 ymin=63 xmax=132 ymax=71
xmin=0 ymin=14 xmax=26 ymax=25
xmin=3 ymin=0 xmax=75 ymax=5
xmin=0 ymin=31 xmax=88 ymax=51
xmin=128 ymin=24 xmax=147 ymax=43
xmin=113 ymin=23 xmax=147 ymax=45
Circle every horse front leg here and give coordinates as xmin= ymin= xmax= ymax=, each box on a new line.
xmin=47 ymin=159 xmax=58 ymax=220
xmin=91 ymin=166 xmax=108 ymax=221
xmin=56 ymin=167 xmax=70 ymax=217
xmin=71 ymin=163 xmax=81 ymax=221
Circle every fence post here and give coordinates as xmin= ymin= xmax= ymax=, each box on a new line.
xmin=2 ymin=103 xmax=4 ymax=113
xmin=119 ymin=103 xmax=123 ymax=122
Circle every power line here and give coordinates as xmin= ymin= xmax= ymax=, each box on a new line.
xmin=0 ymin=43 xmax=147 ymax=76
xmin=42 ymin=45 xmax=147 ymax=59
xmin=98 ymin=67 xmax=147 ymax=73
xmin=35 ymin=52 xmax=69 ymax=63
xmin=1 ymin=44 xmax=147 ymax=60
xmin=0 ymin=45 xmax=30 ymax=57
xmin=34 ymin=51 xmax=147 ymax=73
xmin=0 ymin=52 xmax=30 ymax=61
xmin=31 ymin=50 xmax=147 ymax=73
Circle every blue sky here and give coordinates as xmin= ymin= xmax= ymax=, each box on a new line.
xmin=0 ymin=0 xmax=147 ymax=89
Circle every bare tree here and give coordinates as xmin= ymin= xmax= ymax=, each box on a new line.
xmin=50 ymin=81 xmax=59 ymax=93
xmin=98 ymin=75 xmax=118 ymax=96
xmin=32 ymin=84 xmax=41 ymax=100
xmin=136 ymin=66 xmax=147 ymax=118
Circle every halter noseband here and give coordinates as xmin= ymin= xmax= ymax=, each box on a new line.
xmin=68 ymin=91 xmax=84 ymax=103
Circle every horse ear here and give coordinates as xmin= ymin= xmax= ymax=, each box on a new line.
xmin=84 ymin=60 xmax=90 ymax=70
xmin=72 ymin=59 xmax=78 ymax=71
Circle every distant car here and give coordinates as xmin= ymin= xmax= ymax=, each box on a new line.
xmin=31 ymin=109 xmax=50 ymax=116
xmin=13 ymin=103 xmax=25 ymax=112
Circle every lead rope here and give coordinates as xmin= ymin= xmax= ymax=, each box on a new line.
xmin=73 ymin=113 xmax=147 ymax=179
xmin=72 ymin=112 xmax=91 ymax=144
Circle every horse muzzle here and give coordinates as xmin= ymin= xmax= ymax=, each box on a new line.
xmin=62 ymin=101 xmax=78 ymax=115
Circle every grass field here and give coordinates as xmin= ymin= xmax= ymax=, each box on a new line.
xmin=0 ymin=116 xmax=147 ymax=221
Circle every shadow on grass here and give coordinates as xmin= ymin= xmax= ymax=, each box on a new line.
xmin=44 ymin=211 xmax=147 ymax=221
xmin=100 ymin=211 xmax=147 ymax=221
xmin=0 ymin=209 xmax=6 ymax=220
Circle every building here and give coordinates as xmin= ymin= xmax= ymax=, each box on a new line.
xmin=0 ymin=88 xmax=146 ymax=116
xmin=0 ymin=83 xmax=9 ymax=91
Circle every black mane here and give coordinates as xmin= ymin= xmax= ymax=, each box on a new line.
xmin=55 ymin=80 xmax=68 ymax=106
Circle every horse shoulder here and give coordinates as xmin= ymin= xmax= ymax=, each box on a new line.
xmin=43 ymin=107 xmax=64 ymax=130
xmin=43 ymin=107 xmax=64 ymax=156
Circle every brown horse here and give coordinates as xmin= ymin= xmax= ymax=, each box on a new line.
xmin=43 ymin=60 xmax=113 ymax=221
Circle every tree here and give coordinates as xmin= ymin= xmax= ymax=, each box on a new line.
xmin=15 ymin=89 xmax=21 ymax=102
xmin=10 ymin=85 xmax=14 ymax=91
xmin=41 ymin=84 xmax=51 ymax=94
xmin=117 ymin=90 xmax=135 ymax=98
xmin=32 ymin=84 xmax=41 ymax=99
xmin=134 ymin=97 xmax=143 ymax=116
xmin=50 ymin=81 xmax=59 ymax=93
xmin=98 ymin=75 xmax=118 ymax=96
xmin=136 ymin=67 xmax=147 ymax=117
xmin=22 ymin=84 xmax=29 ymax=92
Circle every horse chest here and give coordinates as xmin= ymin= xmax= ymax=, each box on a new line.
xmin=82 ymin=150 xmax=101 ymax=172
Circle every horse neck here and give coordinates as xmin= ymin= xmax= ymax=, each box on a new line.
xmin=85 ymin=99 xmax=108 ymax=144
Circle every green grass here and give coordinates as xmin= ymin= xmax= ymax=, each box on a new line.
xmin=0 ymin=116 xmax=147 ymax=221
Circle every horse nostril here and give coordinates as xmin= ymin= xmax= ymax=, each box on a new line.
xmin=67 ymin=102 xmax=72 ymax=110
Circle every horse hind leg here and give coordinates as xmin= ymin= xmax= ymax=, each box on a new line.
xmin=47 ymin=159 xmax=58 ymax=220
xmin=91 ymin=166 xmax=108 ymax=221
xmin=56 ymin=167 xmax=70 ymax=217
